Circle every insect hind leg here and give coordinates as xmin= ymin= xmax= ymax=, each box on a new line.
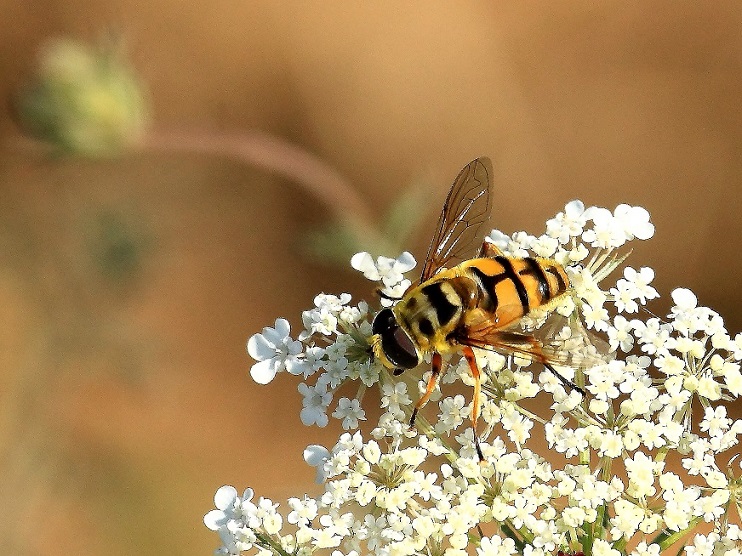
xmin=543 ymin=362 xmax=585 ymax=396
xmin=488 ymin=330 xmax=587 ymax=397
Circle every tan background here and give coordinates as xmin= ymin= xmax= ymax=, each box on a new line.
xmin=1 ymin=2 xmax=741 ymax=555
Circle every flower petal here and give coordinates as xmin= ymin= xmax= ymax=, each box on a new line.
xmin=247 ymin=333 xmax=275 ymax=360
xmin=273 ymin=317 xmax=291 ymax=338
xmin=303 ymin=444 xmax=330 ymax=466
xmin=285 ymin=357 xmax=309 ymax=376
xmin=565 ymin=199 xmax=585 ymax=216
xmin=250 ymin=358 xmax=278 ymax=384
xmin=395 ymin=251 xmax=416 ymax=272
xmin=350 ymin=252 xmax=375 ymax=274
xmin=203 ymin=509 xmax=227 ymax=531
xmin=671 ymin=288 xmax=697 ymax=310
xmin=214 ymin=485 xmax=238 ymax=510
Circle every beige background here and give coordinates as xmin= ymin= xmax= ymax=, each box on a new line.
xmin=1 ymin=2 xmax=741 ymax=555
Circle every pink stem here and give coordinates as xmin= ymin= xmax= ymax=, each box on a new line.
xmin=141 ymin=130 xmax=376 ymax=228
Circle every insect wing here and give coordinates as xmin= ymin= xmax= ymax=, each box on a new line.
xmin=459 ymin=308 xmax=611 ymax=372
xmin=527 ymin=309 xmax=613 ymax=370
xmin=419 ymin=158 xmax=492 ymax=283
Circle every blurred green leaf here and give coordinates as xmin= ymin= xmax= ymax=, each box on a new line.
xmin=303 ymin=185 xmax=428 ymax=266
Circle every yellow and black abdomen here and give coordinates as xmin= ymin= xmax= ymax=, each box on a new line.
xmin=461 ymin=256 xmax=569 ymax=328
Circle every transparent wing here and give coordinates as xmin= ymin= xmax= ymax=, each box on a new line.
xmin=522 ymin=309 xmax=613 ymax=371
xmin=419 ymin=158 xmax=492 ymax=283
xmin=459 ymin=308 xmax=612 ymax=373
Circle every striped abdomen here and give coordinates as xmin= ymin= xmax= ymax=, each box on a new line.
xmin=462 ymin=256 xmax=569 ymax=328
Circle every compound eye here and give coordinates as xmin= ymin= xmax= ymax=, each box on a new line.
xmin=372 ymin=308 xmax=396 ymax=335
xmin=372 ymin=309 xmax=419 ymax=369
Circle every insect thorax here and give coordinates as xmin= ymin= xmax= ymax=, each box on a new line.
xmin=393 ymin=270 xmax=475 ymax=355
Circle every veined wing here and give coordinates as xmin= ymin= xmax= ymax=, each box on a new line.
xmin=419 ymin=158 xmax=492 ymax=283
xmin=458 ymin=308 xmax=612 ymax=374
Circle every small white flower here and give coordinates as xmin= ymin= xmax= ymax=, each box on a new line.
xmin=351 ymin=252 xmax=416 ymax=307
xmin=621 ymin=267 xmax=659 ymax=305
xmin=484 ymin=230 xmax=533 ymax=257
xmin=608 ymin=315 xmax=634 ymax=352
xmin=351 ymin=251 xmax=416 ymax=286
xmin=298 ymin=381 xmax=333 ymax=427
xmin=204 ymin=485 xmax=246 ymax=530
xmin=287 ymin=496 xmax=319 ymax=526
xmin=380 ymin=381 xmax=412 ymax=411
xmin=315 ymin=292 xmax=353 ymax=313
xmin=436 ymin=394 xmax=466 ymax=434
xmin=500 ymin=406 xmax=533 ymax=445
xmin=568 ymin=243 xmax=590 ymax=263
xmin=682 ymin=443 xmax=715 ymax=476
xmin=545 ymin=200 xmax=588 ymax=244
xmin=332 ymin=397 xmax=367 ymax=430
xmin=610 ymin=267 xmax=659 ymax=313
xmin=593 ymin=538 xmax=622 ymax=556
xmin=629 ymin=541 xmax=661 ymax=556
xmin=613 ymin=204 xmax=655 ymax=241
xmin=203 ymin=486 xmax=261 ymax=553
xmin=477 ymin=535 xmax=518 ymax=556
xmin=582 ymin=207 xmax=625 ymax=249
xmin=633 ymin=318 xmax=672 ymax=356
xmin=700 ymin=406 xmax=731 ymax=438
xmin=530 ymin=234 xmax=559 ymax=258
xmin=247 ymin=318 xmax=308 ymax=384
xmin=304 ymin=444 xmax=330 ymax=483
xmin=625 ymin=451 xmax=663 ymax=497
xmin=582 ymin=302 xmax=610 ymax=331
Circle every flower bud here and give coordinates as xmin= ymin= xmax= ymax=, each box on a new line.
xmin=15 ymin=37 xmax=149 ymax=156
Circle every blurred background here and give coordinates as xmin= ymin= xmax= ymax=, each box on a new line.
xmin=1 ymin=2 xmax=741 ymax=554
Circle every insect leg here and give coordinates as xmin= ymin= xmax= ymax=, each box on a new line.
xmin=410 ymin=352 xmax=442 ymax=428
xmin=461 ymin=346 xmax=485 ymax=461
xmin=376 ymin=287 xmax=403 ymax=302
xmin=493 ymin=331 xmax=586 ymax=396
xmin=543 ymin=362 xmax=585 ymax=396
xmin=479 ymin=241 xmax=504 ymax=258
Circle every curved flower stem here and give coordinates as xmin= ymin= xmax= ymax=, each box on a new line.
xmin=140 ymin=129 xmax=377 ymax=230
xmin=8 ymin=129 xmax=382 ymax=242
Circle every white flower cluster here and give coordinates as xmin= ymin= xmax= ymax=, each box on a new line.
xmin=211 ymin=201 xmax=742 ymax=556
xmin=246 ymin=252 xmax=417 ymax=430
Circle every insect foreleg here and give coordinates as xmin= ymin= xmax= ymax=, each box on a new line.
xmin=410 ymin=352 xmax=442 ymax=428
xmin=376 ymin=287 xmax=403 ymax=301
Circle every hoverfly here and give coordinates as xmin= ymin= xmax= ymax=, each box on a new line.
xmin=371 ymin=158 xmax=602 ymax=460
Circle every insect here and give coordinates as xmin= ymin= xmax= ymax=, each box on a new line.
xmin=371 ymin=157 xmax=601 ymax=460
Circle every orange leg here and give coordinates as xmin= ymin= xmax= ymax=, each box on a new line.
xmin=461 ymin=346 xmax=485 ymax=461
xmin=410 ymin=352 xmax=442 ymax=427
xmin=479 ymin=241 xmax=504 ymax=258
